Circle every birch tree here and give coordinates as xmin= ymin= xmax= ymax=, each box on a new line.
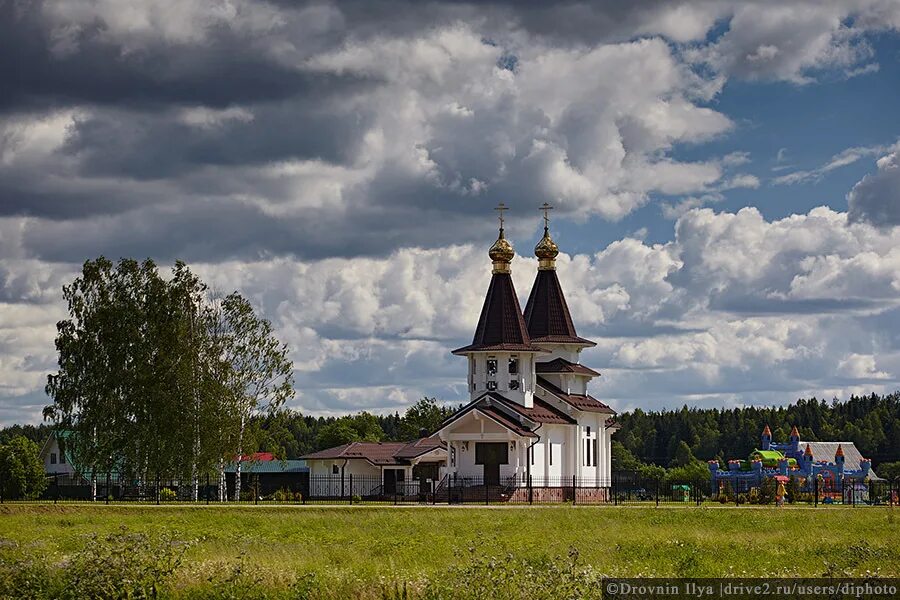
xmin=45 ymin=259 xmax=294 ymax=502
xmin=211 ymin=293 xmax=294 ymax=501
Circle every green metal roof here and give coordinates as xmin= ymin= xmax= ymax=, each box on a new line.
xmin=224 ymin=460 xmax=308 ymax=474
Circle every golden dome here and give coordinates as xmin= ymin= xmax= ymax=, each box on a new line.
xmin=534 ymin=227 xmax=559 ymax=260
xmin=489 ymin=228 xmax=515 ymax=265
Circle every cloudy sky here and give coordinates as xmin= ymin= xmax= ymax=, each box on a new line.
xmin=2 ymin=0 xmax=900 ymax=425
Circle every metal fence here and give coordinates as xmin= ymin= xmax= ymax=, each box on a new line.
xmin=710 ymin=474 xmax=900 ymax=507
xmin=3 ymin=471 xmax=897 ymax=507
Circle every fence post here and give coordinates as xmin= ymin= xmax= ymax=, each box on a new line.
xmin=814 ymin=476 xmax=818 ymax=507
xmin=107 ymin=472 xmax=111 ymax=505
xmin=431 ymin=479 xmax=436 ymax=506
xmin=448 ymin=474 xmax=453 ymax=505
xmin=528 ymin=474 xmax=533 ymax=505
xmin=485 ymin=478 xmax=489 ymax=506
xmin=349 ymin=474 xmax=353 ymax=505
xmin=254 ymin=477 xmax=259 ymax=505
xmin=613 ymin=474 xmax=617 ymax=506
xmin=55 ymin=473 xmax=59 ymax=504
xmin=572 ymin=474 xmax=576 ymax=506
xmin=655 ymin=478 xmax=659 ymax=507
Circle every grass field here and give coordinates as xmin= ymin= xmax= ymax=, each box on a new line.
xmin=1 ymin=504 xmax=898 ymax=598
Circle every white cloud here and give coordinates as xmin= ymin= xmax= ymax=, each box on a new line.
xmin=686 ymin=2 xmax=882 ymax=84
xmin=773 ymin=140 xmax=898 ymax=185
xmin=848 ymin=149 xmax=900 ymax=227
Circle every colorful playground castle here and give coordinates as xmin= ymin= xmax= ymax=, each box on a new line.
xmin=709 ymin=425 xmax=880 ymax=494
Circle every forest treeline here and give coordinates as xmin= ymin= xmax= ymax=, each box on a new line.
xmin=614 ymin=393 xmax=900 ymax=469
xmin=7 ymin=393 xmax=899 ymax=474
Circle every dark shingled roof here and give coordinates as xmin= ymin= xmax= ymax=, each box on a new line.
xmin=300 ymin=438 xmax=445 ymax=465
xmin=453 ymin=272 xmax=543 ymax=354
xmin=437 ymin=392 xmax=571 ymax=437
xmin=476 ymin=403 xmax=539 ymax=437
xmin=493 ymin=395 xmax=576 ymax=425
xmin=537 ymin=376 xmax=615 ymax=414
xmin=524 ymin=269 xmax=595 ymax=347
xmin=536 ymin=357 xmax=601 ymax=377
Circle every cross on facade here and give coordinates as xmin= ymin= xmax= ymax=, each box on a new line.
xmin=540 ymin=202 xmax=554 ymax=229
xmin=494 ymin=202 xmax=508 ymax=229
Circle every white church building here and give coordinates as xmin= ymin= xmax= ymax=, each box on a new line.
xmin=436 ymin=205 xmax=618 ymax=499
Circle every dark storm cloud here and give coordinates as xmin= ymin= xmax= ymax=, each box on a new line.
xmin=60 ymin=102 xmax=372 ymax=180
xmin=17 ymin=191 xmax=504 ymax=263
xmin=0 ymin=1 xmax=373 ymax=113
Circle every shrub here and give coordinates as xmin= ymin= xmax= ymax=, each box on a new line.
xmin=351 ymin=494 xmax=362 ymax=504
xmin=0 ymin=527 xmax=190 ymax=600
xmin=418 ymin=545 xmax=604 ymax=600
xmin=65 ymin=528 xmax=190 ymax=599
xmin=0 ymin=436 xmax=47 ymax=500
xmin=159 ymin=487 xmax=177 ymax=502
xmin=737 ymin=493 xmax=747 ymax=505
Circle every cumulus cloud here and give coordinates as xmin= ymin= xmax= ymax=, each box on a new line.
xmin=848 ymin=149 xmax=900 ymax=227
xmin=2 ymin=0 xmax=900 ymax=423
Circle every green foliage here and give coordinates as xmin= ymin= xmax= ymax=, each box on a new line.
xmin=42 ymin=258 xmax=294 ymax=495
xmin=878 ymin=461 xmax=900 ymax=481
xmin=419 ymin=546 xmax=603 ymax=600
xmin=159 ymin=487 xmax=177 ymax=502
xmin=0 ymin=436 xmax=47 ymax=500
xmin=787 ymin=475 xmax=802 ymax=503
xmin=1 ymin=505 xmax=900 ymax=597
xmin=315 ymin=420 xmax=363 ymax=448
xmin=669 ymin=441 xmax=696 ymax=468
xmin=611 ymin=441 xmax=643 ymax=471
xmin=615 ymin=393 xmax=900 ymax=469
xmin=272 ymin=488 xmax=302 ymax=503
xmin=757 ymin=477 xmax=776 ymax=505
xmin=0 ymin=527 xmax=190 ymax=600
xmin=397 ymin=398 xmax=455 ymax=441
xmin=0 ymin=423 xmax=52 ymax=447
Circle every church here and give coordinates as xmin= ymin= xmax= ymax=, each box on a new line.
xmin=303 ymin=204 xmax=617 ymax=500
xmin=434 ymin=204 xmax=617 ymax=495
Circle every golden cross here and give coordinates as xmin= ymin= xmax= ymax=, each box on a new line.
xmin=540 ymin=202 xmax=554 ymax=229
xmin=494 ymin=202 xmax=508 ymax=229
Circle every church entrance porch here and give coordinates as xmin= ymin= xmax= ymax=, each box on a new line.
xmin=475 ymin=442 xmax=508 ymax=486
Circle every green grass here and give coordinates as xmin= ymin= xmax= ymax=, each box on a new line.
xmin=1 ymin=504 xmax=898 ymax=598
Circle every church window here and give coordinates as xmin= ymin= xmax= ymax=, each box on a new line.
xmin=593 ymin=439 xmax=599 ymax=467
xmin=50 ymin=453 xmax=57 ymax=465
xmin=549 ymin=445 xmax=553 ymax=466
xmin=586 ymin=426 xmax=591 ymax=436
xmin=509 ymin=380 xmax=519 ymax=390
xmin=508 ymin=356 xmax=518 ymax=374
xmin=331 ymin=464 xmax=339 ymax=475
xmin=487 ymin=358 xmax=498 ymax=377
xmin=486 ymin=381 xmax=498 ymax=391
xmin=60 ymin=452 xmax=65 ymax=464
xmin=451 ymin=445 xmax=456 ymax=467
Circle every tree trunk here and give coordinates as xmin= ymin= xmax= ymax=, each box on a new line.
xmin=233 ymin=414 xmax=245 ymax=501
xmin=190 ymin=313 xmax=200 ymax=502
xmin=218 ymin=457 xmax=226 ymax=502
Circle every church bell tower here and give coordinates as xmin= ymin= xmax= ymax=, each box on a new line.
xmin=452 ymin=204 xmax=543 ymax=408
